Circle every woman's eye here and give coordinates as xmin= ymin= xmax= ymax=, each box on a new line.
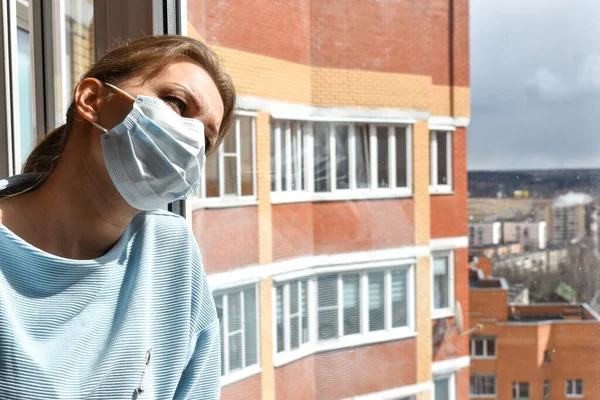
xmin=163 ymin=96 xmax=186 ymax=115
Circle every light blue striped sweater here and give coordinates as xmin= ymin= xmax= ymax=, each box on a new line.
xmin=0 ymin=210 xmax=220 ymax=399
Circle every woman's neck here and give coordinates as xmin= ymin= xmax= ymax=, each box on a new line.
xmin=0 ymin=141 xmax=138 ymax=260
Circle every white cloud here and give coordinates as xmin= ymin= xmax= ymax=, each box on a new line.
xmin=577 ymin=52 xmax=600 ymax=89
xmin=526 ymin=67 xmax=572 ymax=101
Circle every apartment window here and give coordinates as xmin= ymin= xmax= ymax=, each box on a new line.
xmin=432 ymin=253 xmax=454 ymax=315
xmin=434 ymin=375 xmax=455 ymax=400
xmin=312 ymin=123 xmax=411 ymax=193
xmin=430 ymin=131 xmax=452 ymax=193
xmin=316 ymin=267 xmax=413 ymax=341
xmin=275 ymin=280 xmax=310 ymax=353
xmin=201 ymin=115 xmax=256 ymax=199
xmin=470 ymin=336 xmax=496 ymax=358
xmin=214 ymin=286 xmax=259 ymax=376
xmin=470 ymin=374 xmax=496 ymax=396
xmin=271 ymin=120 xmax=306 ymax=192
xmin=544 ymin=381 xmax=550 ymax=398
xmin=513 ymin=382 xmax=530 ymax=400
xmin=566 ymin=379 xmax=583 ymax=397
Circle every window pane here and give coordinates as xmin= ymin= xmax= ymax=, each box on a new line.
xmin=290 ymin=282 xmax=300 ymax=349
xmin=576 ymin=379 xmax=583 ymax=394
xmin=318 ymin=275 xmax=338 ymax=340
xmin=434 ymin=257 xmax=449 ymax=309
xmin=368 ymin=271 xmax=385 ymax=331
xmin=223 ymin=124 xmax=236 ymax=153
xmin=301 ymin=280 xmax=309 ymax=344
xmin=436 ymin=131 xmax=448 ymax=185
xmin=244 ymin=287 xmax=257 ymax=366
xmin=566 ymin=380 xmax=573 ymax=394
xmin=343 ymin=274 xmax=360 ymax=335
xmin=475 ymin=340 xmax=484 ymax=356
xmin=224 ymin=156 xmax=237 ymax=195
xmin=291 ymin=124 xmax=298 ymax=190
xmin=271 ymin=124 xmax=276 ymax=191
xmin=228 ymin=333 xmax=242 ymax=371
xmin=314 ymin=124 xmax=331 ymax=192
xmin=355 ymin=125 xmax=370 ymax=188
xmin=395 ymin=127 xmax=408 ymax=188
xmin=17 ymin=28 xmax=35 ymax=163
xmin=280 ymin=122 xmax=287 ymax=191
xmin=64 ymin=0 xmax=95 ymax=100
xmin=434 ymin=378 xmax=449 ymax=400
xmin=335 ymin=125 xmax=350 ymax=189
xmin=205 ymin=152 xmax=220 ymax=197
xmin=240 ymin=116 xmax=254 ymax=196
xmin=487 ymin=338 xmax=495 ymax=356
xmin=276 ymin=286 xmax=284 ymax=353
xmin=519 ymin=383 xmax=529 ymax=397
xmin=392 ymin=269 xmax=408 ymax=328
xmin=214 ymin=296 xmax=224 ymax=376
xmin=300 ymin=127 xmax=305 ymax=190
xmin=228 ymin=292 xmax=241 ymax=332
xmin=376 ymin=127 xmax=389 ymax=188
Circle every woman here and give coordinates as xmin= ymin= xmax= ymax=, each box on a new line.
xmin=0 ymin=35 xmax=235 ymax=399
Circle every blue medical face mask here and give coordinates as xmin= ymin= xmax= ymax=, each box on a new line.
xmin=90 ymin=82 xmax=206 ymax=211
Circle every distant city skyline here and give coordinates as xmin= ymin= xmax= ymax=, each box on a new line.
xmin=469 ymin=0 xmax=600 ymax=171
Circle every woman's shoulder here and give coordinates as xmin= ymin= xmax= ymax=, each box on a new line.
xmin=130 ymin=209 xmax=198 ymax=254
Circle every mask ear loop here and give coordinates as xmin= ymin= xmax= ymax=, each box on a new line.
xmin=88 ymin=82 xmax=136 ymax=134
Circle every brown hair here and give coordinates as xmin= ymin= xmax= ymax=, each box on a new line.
xmin=23 ymin=35 xmax=236 ymax=179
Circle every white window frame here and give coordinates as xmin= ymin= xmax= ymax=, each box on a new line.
xmin=513 ymin=382 xmax=530 ymax=400
xmin=194 ymin=112 xmax=258 ymax=209
xmin=271 ymin=121 xmax=412 ymax=204
xmin=214 ymin=285 xmax=261 ymax=386
xmin=470 ymin=336 xmax=496 ymax=359
xmin=434 ymin=373 xmax=456 ymax=400
xmin=272 ymin=262 xmax=416 ymax=367
xmin=430 ymin=130 xmax=453 ymax=194
xmin=566 ymin=379 xmax=583 ymax=398
xmin=275 ymin=279 xmax=311 ymax=355
xmin=271 ymin=119 xmax=309 ymax=194
xmin=431 ymin=251 xmax=455 ymax=319
xmin=470 ymin=374 xmax=496 ymax=398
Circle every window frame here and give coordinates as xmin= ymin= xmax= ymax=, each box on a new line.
xmin=566 ymin=379 xmax=584 ymax=398
xmin=431 ymin=251 xmax=455 ymax=319
xmin=194 ymin=112 xmax=258 ymax=208
xmin=429 ymin=130 xmax=453 ymax=194
xmin=470 ymin=336 xmax=497 ymax=359
xmin=271 ymin=120 xmax=413 ymax=203
xmin=434 ymin=373 xmax=456 ymax=400
xmin=272 ymin=262 xmax=416 ymax=367
xmin=470 ymin=374 xmax=496 ymax=398
xmin=513 ymin=382 xmax=530 ymax=400
xmin=213 ymin=284 xmax=261 ymax=385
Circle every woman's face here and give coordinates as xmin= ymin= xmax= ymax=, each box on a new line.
xmin=96 ymin=61 xmax=225 ymax=155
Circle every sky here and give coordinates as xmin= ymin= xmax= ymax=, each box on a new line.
xmin=469 ymin=0 xmax=600 ymax=171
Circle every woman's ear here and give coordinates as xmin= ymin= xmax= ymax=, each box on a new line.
xmin=74 ymin=78 xmax=105 ymax=125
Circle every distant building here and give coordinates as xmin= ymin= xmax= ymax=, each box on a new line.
xmin=469 ymin=262 xmax=600 ymax=399
xmin=503 ymin=220 xmax=547 ymax=251
xmin=548 ymin=192 xmax=593 ymax=245
xmin=469 ymin=222 xmax=502 ymax=247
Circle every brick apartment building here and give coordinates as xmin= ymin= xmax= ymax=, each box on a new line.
xmin=187 ymin=1 xmax=471 ymax=399
xmin=469 ymin=263 xmax=600 ymax=399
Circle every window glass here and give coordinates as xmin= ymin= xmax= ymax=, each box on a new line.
xmin=433 ymin=256 xmax=449 ymax=310
xmin=240 ymin=116 xmax=254 ymax=196
xmin=395 ymin=127 xmax=407 ymax=188
xmin=276 ymin=285 xmax=284 ymax=353
xmin=318 ymin=275 xmax=338 ymax=340
xmin=434 ymin=378 xmax=450 ymax=400
xmin=368 ymin=271 xmax=385 ymax=332
xmin=301 ymin=280 xmax=308 ymax=343
xmin=355 ymin=125 xmax=370 ymax=189
xmin=227 ymin=292 xmax=242 ymax=370
xmin=343 ymin=274 xmax=361 ymax=335
xmin=335 ymin=125 xmax=350 ymax=190
xmin=436 ymin=131 xmax=448 ymax=186
xmin=391 ymin=269 xmax=408 ymax=328
xmin=205 ymin=150 xmax=220 ymax=197
xmin=244 ymin=287 xmax=257 ymax=366
xmin=280 ymin=122 xmax=287 ymax=191
xmin=64 ymin=0 xmax=95 ymax=99
xmin=376 ymin=127 xmax=389 ymax=188
xmin=314 ymin=123 xmax=331 ymax=192
xmin=17 ymin=28 xmax=34 ymax=164
xmin=290 ymin=282 xmax=300 ymax=349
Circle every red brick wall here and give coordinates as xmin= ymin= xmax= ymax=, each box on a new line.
xmin=431 ymin=128 xmax=467 ymax=239
xmin=275 ymin=355 xmax=316 ymax=400
xmin=192 ymin=207 xmax=259 ymax=274
xmin=221 ymin=373 xmax=261 ymax=400
xmin=190 ymin=0 xmax=469 ymax=83
xmin=272 ymin=203 xmax=314 ymax=261
xmin=313 ymin=199 xmax=415 ymax=256
xmin=313 ymin=339 xmax=417 ymax=399
xmin=456 ymin=366 xmax=470 ymax=400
